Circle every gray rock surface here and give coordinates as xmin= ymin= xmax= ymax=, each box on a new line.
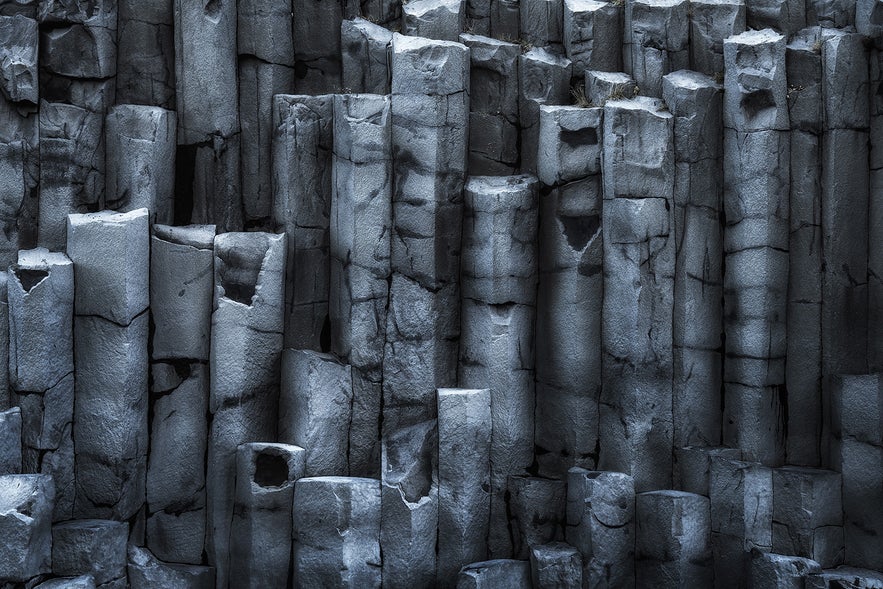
xmin=624 ymin=0 xmax=689 ymax=97
xmin=519 ymin=47 xmax=572 ymax=174
xmin=566 ymin=468 xmax=635 ymax=589
xmin=636 ymin=490 xmax=713 ymax=588
xmin=508 ymin=476 xmax=566 ymax=559
xmin=0 ymin=14 xmax=37 ymax=104
xmin=51 ymin=519 xmax=127 ymax=586
xmin=689 ymin=0 xmax=745 ymax=76
xmin=292 ymin=476 xmax=382 ymax=589
xmin=564 ymin=0 xmax=622 ymax=74
xmin=584 ymin=70 xmax=637 ymax=105
xmin=104 ymin=105 xmax=176 ymax=224
xmin=750 ymin=552 xmax=822 ymax=589
xmin=291 ymin=0 xmax=350 ymax=93
xmin=402 ymin=0 xmax=465 ymax=41
xmin=127 ymin=544 xmax=215 ymax=589
xmin=329 ymin=93 xmax=391 ymax=477
xmin=457 ymin=559 xmax=532 ymax=588
xmin=520 ymin=0 xmax=563 ymax=46
xmin=341 ymin=18 xmax=392 ymax=95
xmin=0 ymin=407 xmax=20 ymax=475
xmin=279 ymin=350 xmax=353 ymax=477
xmin=437 ymin=388 xmax=491 ymax=587
xmin=806 ymin=567 xmax=883 ymax=589
xmin=272 ymin=94 xmax=333 ymax=351
xmin=34 ymin=576 xmax=96 ymax=589
xmin=229 ymin=443 xmax=305 ymax=589
xmin=530 ymin=542 xmax=582 ymax=589
xmin=0 ymin=474 xmax=53 ymax=582
xmin=772 ymin=467 xmax=843 ymax=568
xmin=674 ymin=446 xmax=742 ymax=496
xmin=746 ymin=0 xmax=805 ymax=35
xmin=116 ymin=0 xmax=175 ymax=108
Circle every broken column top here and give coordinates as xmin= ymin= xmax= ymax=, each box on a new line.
xmin=213 ymin=231 xmax=286 ymax=327
xmin=585 ymin=71 xmax=638 ymax=106
xmin=723 ymin=28 xmax=788 ymax=130
xmin=0 ymin=14 xmax=38 ymax=104
xmin=16 ymin=247 xmax=71 ymax=272
xmin=237 ymin=442 xmax=305 ymax=494
xmin=34 ymin=576 xmax=97 ymax=589
xmin=538 ymin=105 xmax=603 ymax=185
xmin=153 ymin=224 xmax=216 ymax=250
xmin=391 ymin=32 xmax=469 ymax=96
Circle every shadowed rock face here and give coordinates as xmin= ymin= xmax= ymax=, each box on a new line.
xmin=1 ymin=5 xmax=881 ymax=589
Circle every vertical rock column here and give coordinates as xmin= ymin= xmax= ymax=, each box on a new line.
xmin=272 ymin=94 xmax=333 ymax=351
xmin=292 ymin=477 xmax=382 ymax=589
xmin=535 ymin=105 xmax=603 ymax=478
xmin=0 ymin=406 xmax=21 ymax=474
xmin=292 ymin=0 xmax=353 ymax=93
xmin=520 ymin=0 xmax=563 ymax=47
xmin=722 ymin=29 xmax=789 ymax=466
xmin=563 ymin=0 xmax=622 ymax=75
xmin=67 ymin=209 xmax=149 ymax=521
xmin=829 ymin=374 xmax=883 ymax=571
xmin=207 ymin=231 xmax=285 ymax=589
xmin=229 ymin=443 xmax=305 ymax=589
xmin=566 ymin=468 xmax=636 ymax=588
xmin=459 ymin=34 xmax=520 ymax=175
xmin=174 ymin=0 xmax=241 ymax=231
xmin=116 ymin=0 xmax=175 ymax=108
xmin=459 ymin=176 xmax=538 ymax=558
xmin=819 ymin=30 xmax=870 ymax=379
xmin=600 ymin=96 xmax=675 ymax=491
xmin=871 ymin=45 xmax=883 ymax=373
xmin=437 ymin=388 xmax=492 ymax=587
xmin=330 ymin=93 xmax=392 ymax=476
xmin=688 ymin=0 xmax=746 ymax=77
xmin=384 ymin=32 xmax=468 ymax=443
xmin=105 ymin=105 xmax=176 ymax=224
xmin=0 ymin=14 xmax=39 ymax=265
xmin=785 ymin=28 xmax=824 ymax=466
xmin=508 ymin=476 xmax=566 ymax=558
xmin=341 ymin=18 xmax=393 ymax=95
xmin=623 ymin=0 xmax=689 ymax=97
xmin=0 ymin=474 xmax=54 ymax=583
xmin=519 ymin=47 xmax=572 ymax=174
xmin=8 ymin=248 xmax=74 ymax=521
xmin=238 ymin=0 xmax=294 ymax=227
xmin=402 ymin=0 xmax=465 ymax=41
xmin=662 ymin=70 xmax=723 ymax=449
xmin=147 ymin=224 xmax=215 ymax=564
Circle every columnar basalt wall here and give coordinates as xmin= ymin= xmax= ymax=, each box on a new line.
xmin=0 ymin=4 xmax=881 ymax=589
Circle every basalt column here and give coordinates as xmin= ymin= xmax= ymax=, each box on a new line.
xmin=67 ymin=209 xmax=149 ymax=521
xmin=871 ymin=41 xmax=883 ymax=373
xmin=238 ymin=0 xmax=294 ymax=228
xmin=662 ymin=70 xmax=723 ymax=449
xmin=382 ymin=34 xmax=468 ymax=588
xmin=174 ymin=0 xmax=241 ymax=231
xmin=329 ymin=93 xmax=392 ymax=476
xmin=116 ymin=0 xmax=175 ymax=108
xmin=722 ymin=29 xmax=789 ymax=467
xmin=600 ymin=96 xmax=675 ymax=491
xmin=292 ymin=0 xmax=356 ymax=93
xmin=8 ymin=248 xmax=74 ymax=521
xmin=563 ymin=0 xmax=622 ymax=75
xmin=535 ymin=105 xmax=603 ymax=479
xmin=623 ymin=0 xmax=689 ymax=97
xmin=459 ymin=175 xmax=538 ymax=558
xmin=272 ymin=94 xmax=333 ymax=351
xmin=688 ymin=0 xmax=746 ymax=77
xmin=206 ymin=231 xmax=285 ymax=589
xmin=147 ymin=224 xmax=215 ymax=564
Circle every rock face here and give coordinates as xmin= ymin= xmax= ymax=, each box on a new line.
xmin=51 ymin=519 xmax=127 ymax=587
xmin=0 ymin=474 xmax=54 ymax=582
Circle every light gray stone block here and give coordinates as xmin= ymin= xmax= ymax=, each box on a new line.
xmin=689 ymin=0 xmax=745 ymax=77
xmin=566 ymin=469 xmax=635 ymax=589
xmin=173 ymin=0 xmax=238 ymax=143
xmin=40 ymin=18 xmax=116 ymax=80
xmin=460 ymin=34 xmax=520 ymax=175
xmin=73 ymin=313 xmax=148 ymax=520
xmin=0 ymin=15 xmax=37 ymax=104
xmin=105 ymin=105 xmax=176 ymax=224
xmin=520 ymin=0 xmax=563 ymax=46
xmin=745 ymin=0 xmax=805 ymax=35
xmin=51 ymin=520 xmax=127 ymax=587
xmin=674 ymin=446 xmax=742 ymax=496
xmin=772 ymin=467 xmax=843 ymax=568
xmin=538 ymin=106 xmax=602 ymax=185
xmin=381 ymin=420 xmax=439 ymax=588
xmin=341 ymin=18 xmax=393 ymax=95
xmin=207 ymin=231 xmax=285 ymax=589
xmin=530 ymin=543 xmax=582 ymax=589
xmin=238 ymin=0 xmax=294 ymax=66
xmin=0 ymin=99 xmax=38 ymax=270
xmin=437 ymin=388 xmax=491 ymax=587
xmin=623 ymin=0 xmax=689 ymax=97
xmin=146 ymin=362 xmax=208 ymax=565
xmin=67 ymin=208 xmax=149 ymax=326
xmin=563 ymin=0 xmax=621 ymax=74
xmin=723 ymin=29 xmax=789 ymax=132
xmin=272 ymin=94 xmax=333 ymax=351
xmin=402 ymin=0 xmax=465 ymax=41
xmin=457 ymin=559 xmax=532 ymax=588
xmin=519 ymin=47 xmax=572 ymax=174
xmin=636 ymin=490 xmax=713 ymax=588
xmin=0 ymin=407 xmax=20 ymax=475
xmin=292 ymin=477 xmax=382 ymax=589
xmin=329 ymin=93 xmax=391 ymax=477
xmin=508 ymin=476 xmax=566 ymax=560
xmin=749 ymin=552 xmax=822 ymax=589
xmin=279 ymin=350 xmax=352 ymax=477
xmin=150 ymin=225 xmax=215 ymax=362
xmin=806 ymin=567 xmax=883 ymax=589
xmin=229 ymin=443 xmax=305 ymax=589
xmin=34 ymin=576 xmax=96 ymax=589
xmin=38 ymin=102 xmax=104 ymax=251
xmin=600 ymin=97 xmax=674 ymax=491
xmin=116 ymin=0 xmax=175 ymax=108
xmin=584 ymin=70 xmax=637 ymax=105
xmin=127 ymin=545 xmax=215 ymax=589
xmin=0 ymin=474 xmax=53 ymax=582
xmin=238 ymin=59 xmax=294 ymax=226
